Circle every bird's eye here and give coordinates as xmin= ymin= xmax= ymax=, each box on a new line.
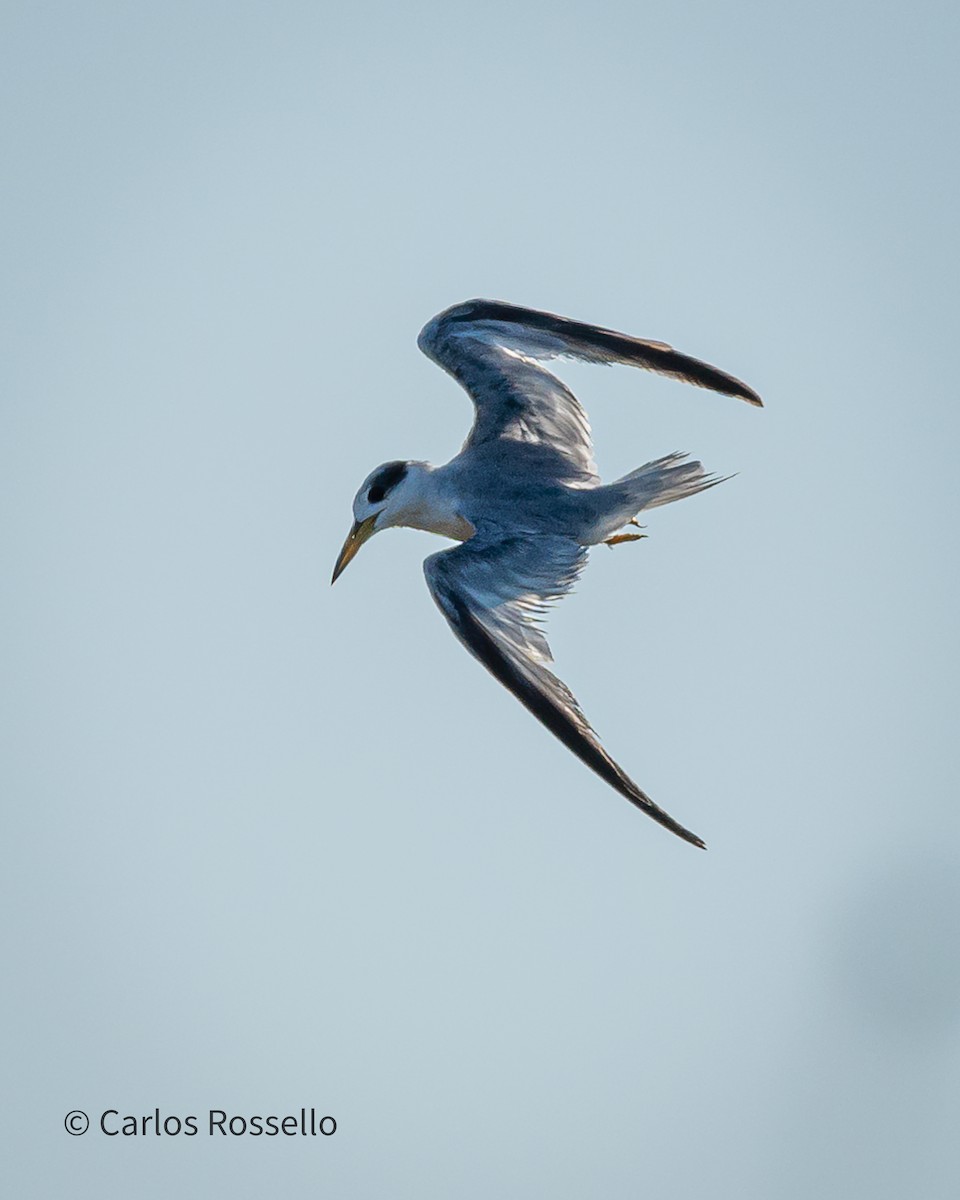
xmin=365 ymin=460 xmax=408 ymax=507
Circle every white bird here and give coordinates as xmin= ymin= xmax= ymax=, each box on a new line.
xmin=332 ymin=300 xmax=761 ymax=847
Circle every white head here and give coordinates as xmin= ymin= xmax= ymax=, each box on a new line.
xmin=331 ymin=460 xmax=417 ymax=583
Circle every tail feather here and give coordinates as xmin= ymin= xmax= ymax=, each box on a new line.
xmin=616 ymin=452 xmax=727 ymax=512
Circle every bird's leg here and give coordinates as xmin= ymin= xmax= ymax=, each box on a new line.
xmin=604 ymin=519 xmax=646 ymax=548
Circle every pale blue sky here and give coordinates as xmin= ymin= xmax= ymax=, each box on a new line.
xmin=3 ymin=2 xmax=960 ymax=1196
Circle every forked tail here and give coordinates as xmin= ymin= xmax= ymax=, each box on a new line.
xmin=614 ymin=452 xmax=726 ymax=513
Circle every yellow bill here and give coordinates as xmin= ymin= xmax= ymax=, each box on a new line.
xmin=331 ymin=514 xmax=378 ymax=584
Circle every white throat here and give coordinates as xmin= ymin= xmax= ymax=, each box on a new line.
xmin=381 ymin=463 xmax=475 ymax=541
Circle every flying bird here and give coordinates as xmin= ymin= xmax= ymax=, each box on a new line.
xmin=332 ymin=300 xmax=761 ymax=846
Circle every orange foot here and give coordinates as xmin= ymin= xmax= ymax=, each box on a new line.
xmin=604 ymin=518 xmax=645 ymax=548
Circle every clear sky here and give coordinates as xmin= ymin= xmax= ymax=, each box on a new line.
xmin=4 ymin=2 xmax=960 ymax=1196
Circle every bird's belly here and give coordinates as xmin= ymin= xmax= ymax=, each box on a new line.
xmin=456 ymin=481 xmax=593 ymax=540
xmin=434 ymin=445 xmax=599 ymax=541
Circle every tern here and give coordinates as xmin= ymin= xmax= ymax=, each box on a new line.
xmin=332 ymin=300 xmax=761 ymax=846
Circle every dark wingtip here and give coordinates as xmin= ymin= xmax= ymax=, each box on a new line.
xmin=702 ymin=371 xmax=762 ymax=408
xmin=668 ymin=822 xmax=707 ymax=850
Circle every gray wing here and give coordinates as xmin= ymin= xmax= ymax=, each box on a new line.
xmin=418 ymin=298 xmax=762 ymax=477
xmin=424 ymin=529 xmax=706 ymax=847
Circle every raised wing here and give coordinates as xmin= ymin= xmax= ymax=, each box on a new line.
xmin=418 ymin=299 xmax=762 ymax=477
xmin=424 ymin=529 xmax=706 ymax=847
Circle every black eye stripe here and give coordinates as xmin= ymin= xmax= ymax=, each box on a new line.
xmin=366 ymin=461 xmax=408 ymax=505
